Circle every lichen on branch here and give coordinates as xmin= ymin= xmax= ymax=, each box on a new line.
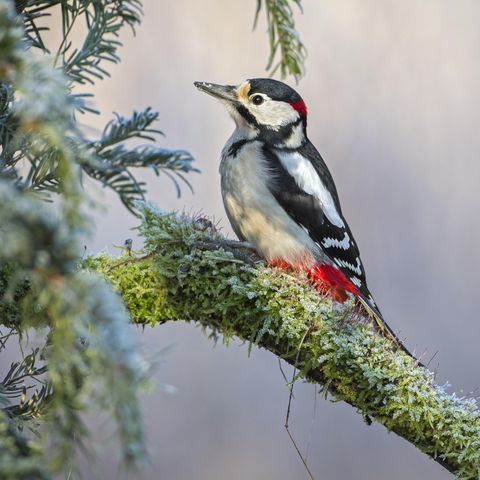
xmin=87 ymin=205 xmax=480 ymax=479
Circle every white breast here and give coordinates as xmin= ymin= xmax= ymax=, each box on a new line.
xmin=220 ymin=140 xmax=321 ymax=266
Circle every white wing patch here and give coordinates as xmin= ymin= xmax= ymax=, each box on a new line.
xmin=275 ymin=151 xmax=345 ymax=228
xmin=334 ymin=256 xmax=362 ymax=276
xmin=322 ymin=232 xmax=350 ymax=250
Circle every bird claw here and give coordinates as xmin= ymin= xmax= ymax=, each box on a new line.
xmin=190 ymin=238 xmax=261 ymax=264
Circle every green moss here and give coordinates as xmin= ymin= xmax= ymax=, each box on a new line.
xmin=89 ymin=207 xmax=480 ymax=479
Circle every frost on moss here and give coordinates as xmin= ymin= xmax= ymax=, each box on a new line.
xmin=88 ymin=207 xmax=480 ymax=479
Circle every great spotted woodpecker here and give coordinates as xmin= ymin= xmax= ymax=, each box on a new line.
xmin=194 ymin=78 xmax=413 ymax=357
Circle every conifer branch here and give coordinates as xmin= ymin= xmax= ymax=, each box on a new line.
xmin=0 ymin=1 xmax=150 ymax=475
xmin=86 ymin=108 xmax=198 ymax=213
xmin=254 ymin=0 xmax=307 ymax=81
xmin=6 ymin=1 xmax=198 ymax=208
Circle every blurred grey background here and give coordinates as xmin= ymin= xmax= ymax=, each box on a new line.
xmin=79 ymin=1 xmax=479 ymax=478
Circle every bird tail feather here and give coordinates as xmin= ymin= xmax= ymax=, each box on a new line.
xmin=356 ymin=294 xmax=423 ymax=367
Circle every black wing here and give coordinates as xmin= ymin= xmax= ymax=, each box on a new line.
xmin=262 ymin=143 xmax=424 ymax=361
xmin=262 ymin=142 xmax=372 ymax=302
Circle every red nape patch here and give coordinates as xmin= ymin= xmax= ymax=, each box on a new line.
xmin=290 ymin=100 xmax=308 ymax=117
xmin=308 ymin=264 xmax=358 ymax=303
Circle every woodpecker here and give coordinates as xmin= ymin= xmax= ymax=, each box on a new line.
xmin=194 ymin=78 xmax=413 ymax=358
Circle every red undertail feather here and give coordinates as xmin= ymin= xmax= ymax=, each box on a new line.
xmin=268 ymin=259 xmax=358 ymax=303
xmin=308 ymin=264 xmax=358 ymax=303
xmin=268 ymin=259 xmax=421 ymax=365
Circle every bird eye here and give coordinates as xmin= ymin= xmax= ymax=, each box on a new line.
xmin=251 ymin=95 xmax=264 ymax=106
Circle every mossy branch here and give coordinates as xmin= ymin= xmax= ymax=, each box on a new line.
xmin=88 ymin=208 xmax=480 ymax=479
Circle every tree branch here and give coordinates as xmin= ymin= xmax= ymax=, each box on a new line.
xmin=87 ymin=209 xmax=480 ymax=479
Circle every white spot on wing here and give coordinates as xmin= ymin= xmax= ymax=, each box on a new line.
xmin=322 ymin=232 xmax=350 ymax=250
xmin=275 ymin=151 xmax=345 ymax=228
xmin=334 ymin=256 xmax=362 ymax=275
xmin=350 ymin=276 xmax=362 ymax=287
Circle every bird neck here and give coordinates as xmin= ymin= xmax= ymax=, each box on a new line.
xmin=256 ymin=117 xmax=307 ymax=149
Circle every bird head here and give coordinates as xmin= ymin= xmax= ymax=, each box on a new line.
xmin=194 ymin=78 xmax=308 ymax=147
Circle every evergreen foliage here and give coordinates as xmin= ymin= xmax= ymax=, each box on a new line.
xmin=0 ymin=0 xmax=306 ymax=477
xmin=254 ymin=0 xmax=306 ymax=80
xmin=0 ymin=0 xmax=197 ymax=477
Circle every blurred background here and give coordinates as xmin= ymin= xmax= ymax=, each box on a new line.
xmin=77 ymin=0 xmax=480 ymax=478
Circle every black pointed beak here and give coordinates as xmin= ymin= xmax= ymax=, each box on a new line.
xmin=194 ymin=81 xmax=237 ymax=102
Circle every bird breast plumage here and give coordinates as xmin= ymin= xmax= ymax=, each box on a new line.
xmin=220 ymin=139 xmax=321 ymax=266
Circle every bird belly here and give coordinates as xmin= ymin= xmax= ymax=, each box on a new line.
xmin=220 ymin=141 xmax=319 ymax=266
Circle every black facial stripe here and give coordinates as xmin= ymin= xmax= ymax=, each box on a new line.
xmin=236 ymin=104 xmax=258 ymax=127
xmin=228 ymin=139 xmax=251 ymax=158
xmin=257 ymin=116 xmax=305 ymax=146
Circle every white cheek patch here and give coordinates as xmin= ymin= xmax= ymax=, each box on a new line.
xmin=275 ymin=151 xmax=346 ymax=228
xmin=246 ymin=99 xmax=299 ymax=129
